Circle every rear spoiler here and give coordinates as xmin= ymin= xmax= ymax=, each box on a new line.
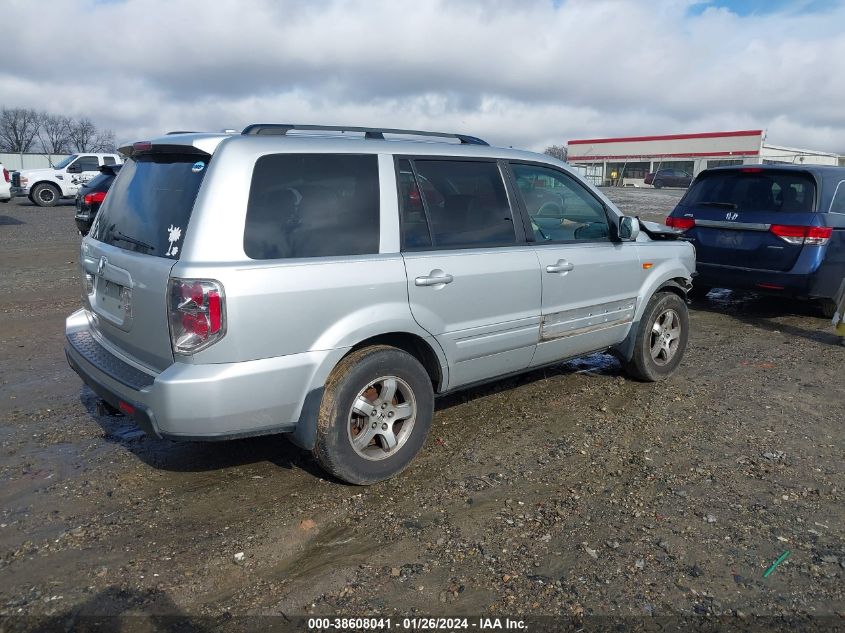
xmin=637 ymin=218 xmax=688 ymax=241
xmin=99 ymin=164 xmax=123 ymax=176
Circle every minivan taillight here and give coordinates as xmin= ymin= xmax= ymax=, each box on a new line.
xmin=769 ymin=225 xmax=832 ymax=246
xmin=167 ymin=279 xmax=226 ymax=354
xmin=665 ymin=216 xmax=695 ymax=231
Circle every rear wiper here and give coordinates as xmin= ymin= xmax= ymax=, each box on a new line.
xmin=697 ymin=201 xmax=738 ymax=209
xmin=113 ymin=230 xmax=155 ymax=252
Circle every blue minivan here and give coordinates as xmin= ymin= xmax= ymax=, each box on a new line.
xmin=665 ymin=164 xmax=845 ymax=315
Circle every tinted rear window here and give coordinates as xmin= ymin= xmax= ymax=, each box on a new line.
xmin=92 ymin=153 xmax=208 ymax=259
xmin=685 ymin=170 xmax=817 ymax=212
xmin=244 ymin=153 xmax=379 ymax=259
xmin=82 ymin=173 xmax=114 ymax=193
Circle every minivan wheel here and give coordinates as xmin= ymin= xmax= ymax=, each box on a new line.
xmin=313 ymin=345 xmax=434 ymax=485
xmin=623 ymin=292 xmax=689 ymax=382
xmin=32 ymin=183 xmax=60 ymax=207
xmin=653 ymin=179 xmax=664 ymax=189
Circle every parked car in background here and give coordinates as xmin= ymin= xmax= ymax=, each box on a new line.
xmin=75 ymin=164 xmax=122 ymax=235
xmin=665 ymin=164 xmax=845 ymax=316
xmin=645 ymin=168 xmax=693 ymax=189
xmin=11 ymin=153 xmax=123 ymax=207
xmin=0 ymin=163 xmax=10 ymax=203
xmin=66 ymin=124 xmax=695 ymax=485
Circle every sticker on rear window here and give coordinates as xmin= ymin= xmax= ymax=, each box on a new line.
xmin=166 ymin=225 xmax=182 ymax=257
xmin=191 ymin=161 xmax=205 ymax=173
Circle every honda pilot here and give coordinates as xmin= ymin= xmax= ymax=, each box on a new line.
xmin=66 ymin=125 xmax=696 ymax=484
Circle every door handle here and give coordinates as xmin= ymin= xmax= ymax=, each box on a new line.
xmin=415 ymin=272 xmax=454 ymax=287
xmin=546 ymin=260 xmax=574 ymax=273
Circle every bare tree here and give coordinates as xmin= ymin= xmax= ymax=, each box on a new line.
xmin=37 ymin=113 xmax=72 ymax=154
xmin=0 ymin=107 xmax=41 ymax=152
xmin=67 ymin=117 xmax=99 ymax=152
xmin=543 ymin=144 xmax=568 ymax=162
xmin=92 ymin=128 xmax=117 ymax=152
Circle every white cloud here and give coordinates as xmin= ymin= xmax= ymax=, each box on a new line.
xmin=1 ymin=0 xmax=843 ymax=152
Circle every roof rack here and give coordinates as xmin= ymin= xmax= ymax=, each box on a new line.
xmin=165 ymin=130 xmax=200 ymax=135
xmin=240 ymin=124 xmax=489 ymax=146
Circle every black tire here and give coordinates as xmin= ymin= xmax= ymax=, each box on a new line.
xmin=623 ymin=292 xmax=689 ymax=382
xmin=313 ymin=345 xmax=434 ymax=485
xmin=653 ymin=179 xmax=664 ymax=189
xmin=818 ymin=298 xmax=837 ymax=319
xmin=31 ymin=183 xmax=60 ymax=207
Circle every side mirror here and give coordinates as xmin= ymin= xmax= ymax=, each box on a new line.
xmin=66 ymin=163 xmax=81 ymax=173
xmin=618 ymin=216 xmax=640 ymax=241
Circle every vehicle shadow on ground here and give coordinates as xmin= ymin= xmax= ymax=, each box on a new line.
xmin=690 ymin=288 xmax=840 ymax=345
xmin=79 ymin=390 xmax=328 ymax=479
xmin=23 ymin=586 xmax=217 ymax=632
xmin=0 ymin=215 xmax=24 ymax=225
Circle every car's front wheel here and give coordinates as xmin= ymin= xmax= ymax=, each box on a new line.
xmin=653 ymin=179 xmax=664 ymax=189
xmin=31 ymin=183 xmax=60 ymax=207
xmin=313 ymin=345 xmax=434 ymax=485
xmin=623 ymin=291 xmax=689 ymax=382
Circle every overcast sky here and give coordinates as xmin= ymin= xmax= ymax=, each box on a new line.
xmin=2 ymin=0 xmax=844 ymax=153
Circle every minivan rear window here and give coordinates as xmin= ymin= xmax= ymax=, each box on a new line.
xmin=684 ymin=170 xmax=817 ymax=213
xmin=243 ymin=153 xmax=379 ymax=260
xmin=92 ymin=153 xmax=208 ymax=259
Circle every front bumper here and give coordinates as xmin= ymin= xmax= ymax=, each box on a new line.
xmin=65 ymin=309 xmax=329 ymax=440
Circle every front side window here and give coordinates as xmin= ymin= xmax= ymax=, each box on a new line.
xmin=406 ymin=159 xmax=516 ymax=249
xmin=75 ymin=156 xmax=100 ymax=172
xmin=511 ymin=163 xmax=610 ymax=242
xmin=244 ymin=153 xmax=380 ymax=259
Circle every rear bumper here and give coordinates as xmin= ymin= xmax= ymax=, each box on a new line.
xmin=65 ymin=309 xmax=330 ymax=440
xmin=696 ymin=261 xmax=842 ymax=299
xmin=10 ymin=186 xmax=29 ymax=197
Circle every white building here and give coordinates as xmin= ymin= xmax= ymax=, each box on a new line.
xmin=566 ymin=130 xmax=841 ymax=187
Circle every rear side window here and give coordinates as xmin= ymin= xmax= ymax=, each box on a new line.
xmin=244 ymin=154 xmax=379 ymax=260
xmin=82 ymin=173 xmax=113 ymax=192
xmin=830 ymin=181 xmax=845 ymax=214
xmin=103 ymin=156 xmax=116 ymax=166
xmin=405 ymin=159 xmax=516 ymax=249
xmin=92 ymin=153 xmax=208 ymax=259
xmin=685 ymin=171 xmax=817 ymax=212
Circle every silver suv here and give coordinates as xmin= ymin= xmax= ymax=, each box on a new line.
xmin=65 ymin=125 xmax=695 ymax=484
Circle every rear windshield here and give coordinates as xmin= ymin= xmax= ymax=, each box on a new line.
xmin=81 ymin=173 xmax=114 ymax=192
xmin=684 ymin=170 xmax=817 ymax=213
xmin=92 ymin=153 xmax=208 ymax=259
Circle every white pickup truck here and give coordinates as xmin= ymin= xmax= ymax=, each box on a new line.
xmin=11 ymin=153 xmax=123 ymax=207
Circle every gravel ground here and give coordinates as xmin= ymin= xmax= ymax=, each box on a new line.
xmin=1 ymin=188 xmax=843 ymax=629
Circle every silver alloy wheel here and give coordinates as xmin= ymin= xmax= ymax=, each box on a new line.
xmin=649 ymin=308 xmax=682 ymax=365
xmin=347 ymin=375 xmax=417 ymax=461
xmin=37 ymin=186 xmax=56 ymax=204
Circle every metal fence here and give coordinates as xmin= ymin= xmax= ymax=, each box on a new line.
xmin=0 ymin=153 xmax=70 ymax=171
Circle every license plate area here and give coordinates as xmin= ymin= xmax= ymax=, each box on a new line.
xmin=94 ymin=278 xmax=133 ymax=327
xmin=715 ymin=230 xmax=745 ymax=248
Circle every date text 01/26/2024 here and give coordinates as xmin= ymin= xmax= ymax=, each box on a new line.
xmin=307 ymin=617 xmax=527 ymax=630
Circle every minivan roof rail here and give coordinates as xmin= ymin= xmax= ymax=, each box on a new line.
xmin=241 ymin=124 xmax=489 ymax=146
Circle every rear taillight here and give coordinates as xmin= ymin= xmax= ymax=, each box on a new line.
xmin=665 ymin=216 xmax=695 ymax=231
xmin=741 ymin=167 xmax=764 ymax=173
xmin=167 ymin=279 xmax=226 ymax=354
xmin=83 ymin=191 xmax=107 ymax=206
xmin=769 ymin=224 xmax=832 ymax=246
xmin=2 ymin=168 xmax=8 ymax=183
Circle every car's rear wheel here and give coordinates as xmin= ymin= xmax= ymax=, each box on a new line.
xmin=623 ymin=292 xmax=689 ymax=382
xmin=313 ymin=345 xmax=434 ymax=485
xmin=31 ymin=183 xmax=60 ymax=207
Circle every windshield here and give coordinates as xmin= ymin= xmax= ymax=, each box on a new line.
xmin=684 ymin=171 xmax=817 ymax=213
xmin=91 ymin=152 xmax=209 ymax=258
xmin=53 ymin=155 xmax=79 ymax=170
